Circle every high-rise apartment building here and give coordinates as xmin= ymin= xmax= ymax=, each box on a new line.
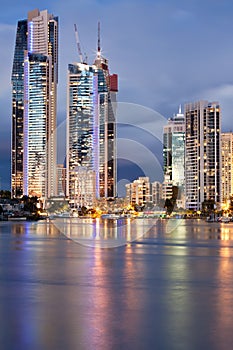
xmin=57 ymin=164 xmax=66 ymax=197
xmin=67 ymin=27 xmax=117 ymax=205
xmin=125 ymin=177 xmax=151 ymax=206
xmin=152 ymin=181 xmax=162 ymax=206
xmin=221 ymin=132 xmax=233 ymax=204
xmin=185 ymin=101 xmax=221 ymax=211
xmin=11 ymin=9 xmax=58 ymax=199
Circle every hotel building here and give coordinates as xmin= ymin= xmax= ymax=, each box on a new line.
xmin=185 ymin=101 xmax=221 ymax=211
xmin=11 ymin=9 xmax=58 ymax=199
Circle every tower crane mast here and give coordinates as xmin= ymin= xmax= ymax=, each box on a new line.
xmin=74 ymin=24 xmax=84 ymax=64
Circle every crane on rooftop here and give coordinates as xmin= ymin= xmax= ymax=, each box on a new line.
xmin=74 ymin=23 xmax=85 ymax=64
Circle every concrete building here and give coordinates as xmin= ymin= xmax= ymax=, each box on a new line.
xmin=126 ymin=177 xmax=151 ymax=207
xmin=152 ymin=181 xmax=162 ymax=206
xmin=221 ymin=132 xmax=233 ymax=204
xmin=57 ymin=164 xmax=66 ymax=197
xmin=185 ymin=101 xmax=221 ymax=211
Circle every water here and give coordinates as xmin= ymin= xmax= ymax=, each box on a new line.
xmin=1 ymin=218 xmax=233 ymax=350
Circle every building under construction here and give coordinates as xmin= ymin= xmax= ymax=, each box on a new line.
xmin=66 ymin=23 xmax=118 ymax=206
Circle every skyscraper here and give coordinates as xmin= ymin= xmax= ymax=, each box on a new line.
xmin=221 ymin=132 xmax=233 ymax=204
xmin=11 ymin=19 xmax=28 ymax=197
xmin=163 ymin=106 xmax=185 ymax=186
xmin=67 ymin=25 xmax=117 ymax=205
xmin=163 ymin=106 xmax=185 ymax=208
xmin=67 ymin=63 xmax=99 ymax=205
xmin=185 ymin=101 xmax=221 ymax=211
xmin=93 ymin=26 xmax=117 ymax=198
xmin=11 ymin=9 xmax=58 ymax=199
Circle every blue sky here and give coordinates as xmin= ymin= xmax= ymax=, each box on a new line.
xmin=1 ymin=0 xmax=233 ymax=191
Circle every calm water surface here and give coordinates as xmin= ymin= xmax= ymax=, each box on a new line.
xmin=1 ymin=218 xmax=233 ymax=350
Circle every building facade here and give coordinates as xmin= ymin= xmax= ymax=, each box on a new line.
xmin=67 ymin=31 xmax=117 ymax=206
xmin=221 ymin=132 xmax=233 ymax=204
xmin=57 ymin=164 xmax=66 ymax=197
xmin=67 ymin=63 xmax=99 ymax=204
xmin=163 ymin=106 xmax=185 ymax=207
xmin=185 ymin=101 xmax=221 ymax=211
xmin=11 ymin=9 xmax=58 ymax=199
xmin=152 ymin=181 xmax=162 ymax=206
xmin=11 ymin=19 xmax=28 ymax=197
xmin=163 ymin=106 xmax=185 ymax=183
xmin=125 ymin=177 xmax=151 ymax=207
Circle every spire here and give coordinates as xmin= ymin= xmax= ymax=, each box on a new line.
xmin=97 ymin=21 xmax=101 ymax=55
xmin=94 ymin=21 xmax=109 ymax=70
xmin=178 ymin=104 xmax=182 ymax=114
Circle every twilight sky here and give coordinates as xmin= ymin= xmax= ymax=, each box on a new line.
xmin=1 ymin=0 xmax=233 ymax=192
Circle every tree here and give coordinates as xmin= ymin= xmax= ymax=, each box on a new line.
xmin=202 ymin=200 xmax=215 ymax=216
xmin=164 ymin=186 xmax=179 ymax=215
xmin=22 ymin=196 xmax=39 ymax=213
xmin=228 ymin=196 xmax=233 ymax=213
xmin=0 ymin=190 xmax=11 ymax=199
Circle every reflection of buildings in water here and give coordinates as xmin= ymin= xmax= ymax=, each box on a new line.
xmin=221 ymin=227 xmax=230 ymax=241
xmin=53 ymin=217 xmax=147 ymax=247
xmin=83 ymin=244 xmax=146 ymax=347
xmin=12 ymin=223 xmax=27 ymax=235
xmin=33 ymin=222 xmax=60 ymax=236
xmin=215 ymin=239 xmax=233 ymax=343
xmin=187 ymin=222 xmax=233 ymax=240
xmin=10 ymin=221 xmax=60 ymax=236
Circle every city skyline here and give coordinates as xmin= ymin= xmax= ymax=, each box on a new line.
xmin=1 ymin=1 xmax=233 ymax=189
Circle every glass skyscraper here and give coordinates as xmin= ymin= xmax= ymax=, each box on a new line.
xmin=163 ymin=106 xmax=185 ymax=186
xmin=11 ymin=9 xmax=58 ymax=199
xmin=11 ymin=19 xmax=27 ymax=197
xmin=93 ymin=51 xmax=117 ymax=198
xmin=163 ymin=107 xmax=185 ymax=207
xmin=67 ymin=33 xmax=117 ymax=205
xmin=67 ymin=63 xmax=99 ymax=204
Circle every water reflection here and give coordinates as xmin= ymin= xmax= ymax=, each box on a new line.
xmin=2 ymin=220 xmax=233 ymax=349
xmin=52 ymin=217 xmax=153 ymax=248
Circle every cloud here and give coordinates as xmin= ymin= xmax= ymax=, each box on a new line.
xmin=171 ymin=8 xmax=194 ymax=21
xmin=0 ymin=24 xmax=14 ymax=95
xmin=196 ymin=84 xmax=233 ymax=131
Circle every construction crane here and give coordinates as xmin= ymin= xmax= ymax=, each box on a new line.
xmin=74 ymin=24 xmax=84 ymax=64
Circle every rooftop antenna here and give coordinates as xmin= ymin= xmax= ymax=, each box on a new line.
xmin=74 ymin=23 xmax=84 ymax=63
xmin=84 ymin=52 xmax=88 ymax=64
xmin=97 ymin=21 xmax=101 ymax=57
